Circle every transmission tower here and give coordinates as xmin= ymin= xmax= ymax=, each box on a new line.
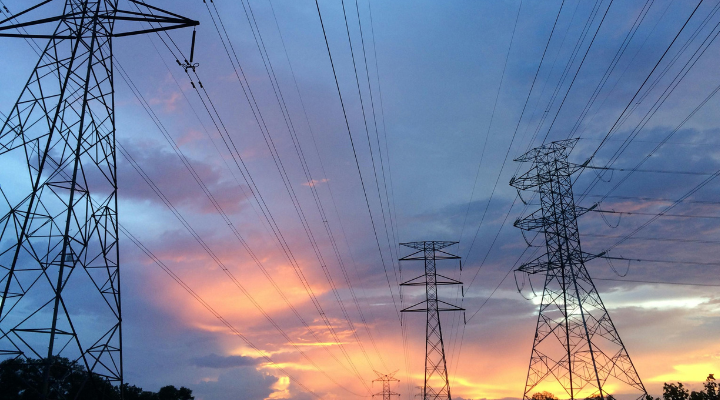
xmin=373 ymin=370 xmax=401 ymax=400
xmin=510 ymin=139 xmax=646 ymax=400
xmin=0 ymin=1 xmax=196 ymax=398
xmin=400 ymin=241 xmax=464 ymax=400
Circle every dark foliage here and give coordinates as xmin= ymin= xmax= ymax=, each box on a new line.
xmin=645 ymin=375 xmax=719 ymax=400
xmin=533 ymin=375 xmax=717 ymax=400
xmin=0 ymin=357 xmax=193 ymax=400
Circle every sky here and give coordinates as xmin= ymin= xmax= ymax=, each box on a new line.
xmin=2 ymin=0 xmax=720 ymax=399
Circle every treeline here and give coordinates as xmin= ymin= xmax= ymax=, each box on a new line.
xmin=648 ymin=374 xmax=719 ymax=400
xmin=0 ymin=357 xmax=193 ymax=400
xmin=526 ymin=374 xmax=719 ymax=400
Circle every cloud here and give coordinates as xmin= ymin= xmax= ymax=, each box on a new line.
xmin=302 ymin=178 xmax=329 ymax=187
xmin=115 ymin=138 xmax=251 ymax=215
xmin=193 ymin=369 xmax=279 ymax=400
xmin=191 ymin=353 xmax=261 ymax=369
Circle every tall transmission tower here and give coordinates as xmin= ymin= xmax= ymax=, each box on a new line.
xmin=510 ymin=139 xmax=647 ymax=400
xmin=400 ymin=241 xmax=464 ymax=400
xmin=373 ymin=370 xmax=401 ymax=400
xmin=0 ymin=1 xmax=196 ymax=397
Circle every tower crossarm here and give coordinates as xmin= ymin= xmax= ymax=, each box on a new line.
xmin=517 ymin=254 xmax=549 ymax=275
xmin=400 ymin=240 xmax=458 ymax=251
xmin=401 ymin=299 xmax=465 ymax=313
xmin=0 ymin=0 xmax=198 ymax=39
xmin=514 ymin=209 xmax=546 ymax=232
xmin=400 ymin=273 xmax=463 ymax=286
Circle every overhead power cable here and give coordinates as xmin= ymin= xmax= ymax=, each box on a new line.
xmin=118 ymin=225 xmax=322 ymax=398
xmin=460 ymin=0 xmax=525 ymax=261
xmin=451 ymin=0 xmax=663 ymax=386
xmin=458 ymin=0 xmax=531 ymax=255
xmin=583 ymin=0 xmax=705 ymax=163
xmin=585 ymin=165 xmax=719 ymax=176
xmin=360 ymin=0 xmax=410 ymax=390
xmin=539 ymin=0 xmax=615 ymax=144
xmin=112 ymin=64 xmax=368 ymax=395
xmin=581 ymin=73 xmax=720 ymax=204
xmin=313 ymin=0 xmax=401 ymax=322
xmin=584 ymin=233 xmax=720 ymax=246
xmin=604 ymin=256 xmax=720 ymax=268
xmin=446 ymin=0 xmax=527 ymax=383
xmin=0 ymin=8 xmax=330 ymax=396
xmin=208 ymin=0 xmax=386 ymax=373
xmin=134 ymin=5 xmax=374 ymax=392
xmin=586 ymin=194 xmax=720 ymax=206
xmin=601 ymin=171 xmax=720 ymax=252
xmin=566 ymin=0 xmax=657 ymax=140
xmin=342 ymin=0 xmax=399 ymax=277
xmin=117 ymin=144 xmax=358 ymax=394
xmin=594 ymin=277 xmax=720 ymax=287
xmin=594 ymin=209 xmax=720 ymax=220
xmin=265 ymin=0 xmax=393 ymax=373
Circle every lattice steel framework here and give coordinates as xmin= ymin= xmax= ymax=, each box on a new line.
xmin=510 ymin=139 xmax=646 ymax=400
xmin=373 ymin=370 xmax=400 ymax=400
xmin=400 ymin=241 xmax=464 ymax=400
xmin=0 ymin=1 xmax=196 ymax=398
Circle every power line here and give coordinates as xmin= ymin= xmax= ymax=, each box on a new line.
xmin=585 ymin=165 xmax=719 ymax=176
xmin=313 ymin=0 xmax=401 ymax=322
xmin=460 ymin=0 xmax=525 ymax=261
xmin=449 ymin=0 xmax=604 ymax=384
xmin=118 ymin=142 xmax=361 ymax=395
xmin=594 ymin=209 xmax=720 ymax=220
xmin=118 ymin=225 xmax=321 ymax=398
xmin=566 ymin=0 xmax=657 ymax=140
xmin=113 ymin=63 xmax=366 ymax=396
xmin=458 ymin=0 xmax=529 ymax=254
xmin=136 ymin=8 xmax=374 ymax=391
xmin=604 ymin=256 xmax=720 ymax=268
xmin=585 ymin=194 xmax=720 ymax=206
xmin=584 ymin=233 xmax=720 ymax=246
xmin=215 ymin=0 xmax=387 ymax=373
xmin=584 ymin=0 xmax=706 ymax=163
xmin=188 ymin=4 xmax=380 ymax=389
xmin=265 ymin=0 xmax=392 ymax=373
xmin=540 ymin=0 xmax=615 ymax=144
xmin=337 ymin=0 xmax=401 ymax=308
xmin=594 ymin=277 xmax=720 ymax=287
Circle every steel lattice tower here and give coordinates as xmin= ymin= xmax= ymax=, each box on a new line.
xmin=510 ymin=139 xmax=646 ymax=400
xmin=0 ymin=1 xmax=196 ymax=397
xmin=373 ymin=370 xmax=400 ymax=400
xmin=400 ymin=241 xmax=464 ymax=400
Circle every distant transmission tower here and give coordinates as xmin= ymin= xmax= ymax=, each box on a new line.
xmin=510 ymin=139 xmax=647 ymax=400
xmin=373 ymin=370 xmax=400 ymax=399
xmin=400 ymin=241 xmax=464 ymax=400
xmin=0 ymin=1 xmax=196 ymax=397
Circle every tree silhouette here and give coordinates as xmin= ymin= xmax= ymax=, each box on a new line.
xmin=0 ymin=357 xmax=194 ymax=400
xmin=532 ymin=391 xmax=559 ymax=400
